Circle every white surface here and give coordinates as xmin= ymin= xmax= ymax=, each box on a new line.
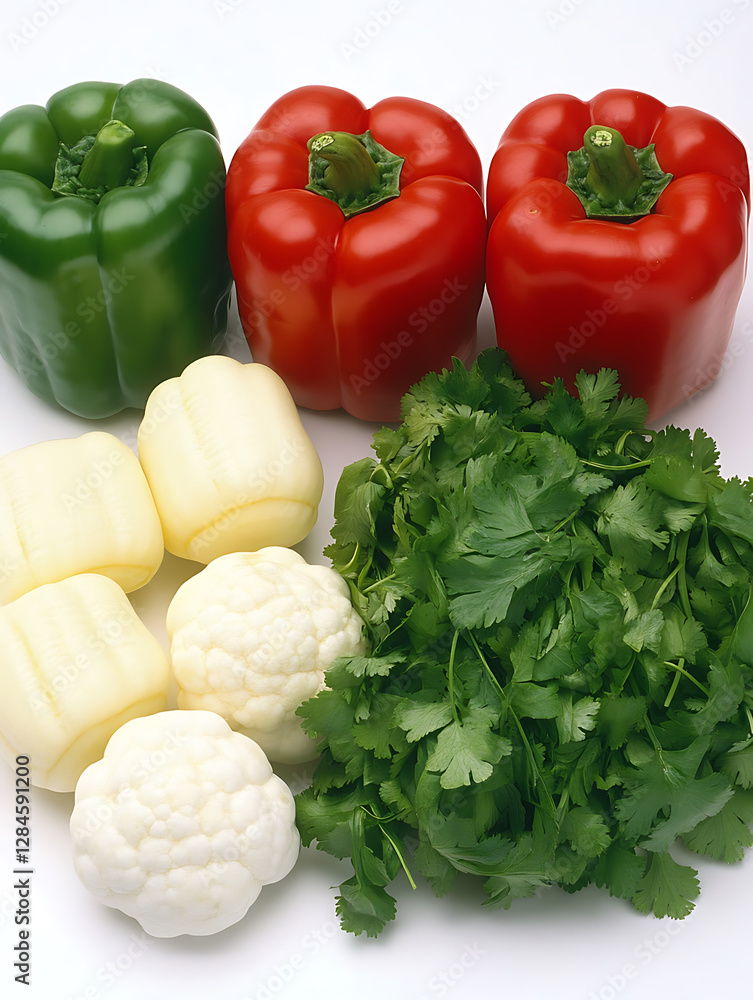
xmin=0 ymin=1 xmax=752 ymax=998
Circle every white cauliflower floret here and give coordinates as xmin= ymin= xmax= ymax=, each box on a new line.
xmin=70 ymin=710 xmax=300 ymax=938
xmin=166 ymin=547 xmax=365 ymax=764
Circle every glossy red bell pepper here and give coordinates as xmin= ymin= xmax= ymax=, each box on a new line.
xmin=485 ymin=89 xmax=749 ymax=421
xmin=225 ymin=85 xmax=486 ymax=422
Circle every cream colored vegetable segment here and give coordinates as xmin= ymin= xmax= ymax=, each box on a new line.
xmin=0 ymin=431 xmax=163 ymax=605
xmin=70 ymin=710 xmax=300 ymax=938
xmin=137 ymin=356 xmax=324 ymax=563
xmin=166 ymin=547 xmax=366 ymax=764
xmin=0 ymin=574 xmax=172 ymax=792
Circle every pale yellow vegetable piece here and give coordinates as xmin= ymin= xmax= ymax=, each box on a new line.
xmin=0 ymin=431 xmax=163 ymax=605
xmin=0 ymin=574 xmax=172 ymax=792
xmin=137 ymin=356 xmax=324 ymax=563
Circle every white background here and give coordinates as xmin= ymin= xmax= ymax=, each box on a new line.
xmin=0 ymin=1 xmax=752 ymax=998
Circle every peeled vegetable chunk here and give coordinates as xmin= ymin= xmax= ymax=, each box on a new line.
xmin=70 ymin=710 xmax=300 ymax=938
xmin=0 ymin=574 xmax=171 ymax=791
xmin=137 ymin=356 xmax=324 ymax=564
xmin=0 ymin=430 xmax=163 ymax=604
xmin=166 ymin=546 xmax=366 ymax=763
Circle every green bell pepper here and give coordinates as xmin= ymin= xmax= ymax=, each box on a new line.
xmin=0 ymin=78 xmax=233 ymax=418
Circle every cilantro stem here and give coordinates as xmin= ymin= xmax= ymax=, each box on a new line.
xmin=467 ymin=632 xmax=558 ymax=820
xmin=643 ymin=715 xmax=662 ymax=753
xmin=746 ymin=707 xmax=753 ymax=738
xmin=652 ymin=563 xmax=681 ymax=611
xmin=663 ymin=658 xmax=709 ymax=698
xmin=582 ymin=458 xmax=653 ymax=471
xmin=357 ymin=549 xmax=377 ymax=592
xmin=448 ymin=630 xmax=460 ymax=722
xmin=549 ymin=508 xmax=580 ymax=536
xmin=360 ymin=806 xmax=418 ymax=890
xmin=614 ymin=428 xmax=654 ymax=456
xmin=663 ymin=659 xmax=683 ymax=708
xmin=361 ymin=572 xmax=396 ymax=594
xmin=340 ymin=540 xmax=361 ymax=574
xmin=675 ymin=530 xmax=692 ymax=620
xmin=467 ymin=632 xmax=506 ymax=704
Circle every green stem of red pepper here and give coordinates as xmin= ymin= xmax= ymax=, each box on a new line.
xmin=566 ymin=125 xmax=673 ymax=221
xmin=582 ymin=126 xmax=643 ymax=209
xmin=78 ymin=120 xmax=139 ymax=190
xmin=306 ymin=129 xmax=404 ymax=219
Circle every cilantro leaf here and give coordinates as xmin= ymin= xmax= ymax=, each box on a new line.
xmin=560 ymin=806 xmax=611 ymax=857
xmin=555 ymin=694 xmax=600 ymax=743
xmin=597 ymin=696 xmax=647 ymax=749
xmin=614 ymin=737 xmax=734 ymax=852
xmin=394 ymin=699 xmax=454 ymax=742
xmin=510 ymin=682 xmax=560 ymax=720
xmin=336 ymin=875 xmax=397 ymax=937
xmin=718 ymin=740 xmax=753 ymax=789
xmin=632 ymin=851 xmax=700 ymax=919
xmin=594 ymin=480 xmax=669 ymax=567
xmin=431 ymin=825 xmax=556 ymax=908
xmin=593 ymin=841 xmax=647 ymax=900
xmin=682 ymin=789 xmax=753 ymax=863
xmin=425 ymin=719 xmax=512 ymax=789
xmin=327 ymin=457 xmax=384 ymax=550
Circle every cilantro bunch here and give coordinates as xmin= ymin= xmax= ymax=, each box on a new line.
xmin=296 ymin=349 xmax=753 ymax=937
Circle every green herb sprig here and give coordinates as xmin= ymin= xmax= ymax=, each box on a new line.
xmin=296 ymin=349 xmax=753 ymax=936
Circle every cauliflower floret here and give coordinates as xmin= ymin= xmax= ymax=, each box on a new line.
xmin=70 ymin=710 xmax=300 ymax=938
xmin=166 ymin=547 xmax=366 ymax=764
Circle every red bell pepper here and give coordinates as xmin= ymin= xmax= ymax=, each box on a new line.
xmin=225 ymin=85 xmax=486 ymax=422
xmin=485 ymin=89 xmax=749 ymax=422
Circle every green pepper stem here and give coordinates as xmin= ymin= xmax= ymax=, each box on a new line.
xmin=78 ymin=119 xmax=138 ymax=191
xmin=582 ymin=125 xmax=643 ymax=209
xmin=308 ymin=131 xmax=381 ymax=199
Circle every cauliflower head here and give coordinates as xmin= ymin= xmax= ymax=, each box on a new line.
xmin=70 ymin=710 xmax=300 ymax=938
xmin=166 ymin=547 xmax=366 ymax=764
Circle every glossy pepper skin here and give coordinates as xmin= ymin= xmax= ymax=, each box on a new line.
xmin=0 ymin=79 xmax=233 ymax=418
xmin=225 ymin=85 xmax=486 ymax=423
xmin=485 ymin=90 xmax=750 ymax=422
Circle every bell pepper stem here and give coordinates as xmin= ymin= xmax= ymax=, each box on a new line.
xmin=308 ymin=131 xmax=381 ymax=199
xmin=305 ymin=130 xmax=404 ymax=219
xmin=566 ymin=126 xmax=672 ymax=221
xmin=78 ymin=120 xmax=138 ymax=191
xmin=582 ymin=126 xmax=643 ymax=209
